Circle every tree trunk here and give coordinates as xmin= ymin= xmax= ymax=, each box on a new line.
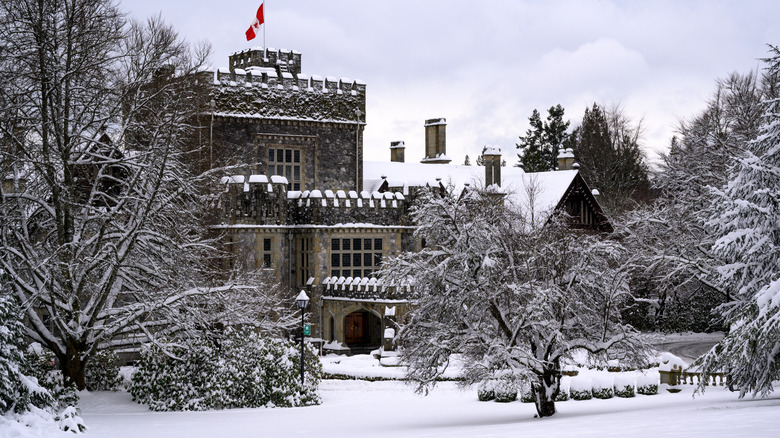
xmin=533 ymin=366 xmax=561 ymax=418
xmin=60 ymin=346 xmax=88 ymax=390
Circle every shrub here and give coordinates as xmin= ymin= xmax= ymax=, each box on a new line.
xmin=637 ymin=372 xmax=659 ymax=395
xmin=86 ymin=349 xmax=122 ymax=391
xmin=555 ymin=386 xmax=569 ymax=401
xmin=22 ymin=345 xmax=79 ymax=410
xmin=614 ymin=375 xmax=635 ymax=398
xmin=477 ymin=380 xmax=495 ymax=401
xmin=493 ymin=379 xmax=517 ymax=403
xmin=130 ymin=330 xmax=322 ymax=411
xmin=569 ymin=377 xmax=592 ymax=401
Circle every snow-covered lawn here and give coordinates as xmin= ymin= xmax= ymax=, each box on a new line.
xmin=78 ymin=379 xmax=779 ymax=438
xmin=71 ymin=353 xmax=780 ymax=438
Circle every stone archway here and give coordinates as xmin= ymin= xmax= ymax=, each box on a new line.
xmin=343 ymin=309 xmax=382 ymax=353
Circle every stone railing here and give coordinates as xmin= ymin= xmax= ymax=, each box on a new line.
xmin=659 ymin=365 xmax=730 ymax=387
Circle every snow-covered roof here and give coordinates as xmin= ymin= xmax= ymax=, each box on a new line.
xmin=363 ymin=161 xmax=578 ymax=220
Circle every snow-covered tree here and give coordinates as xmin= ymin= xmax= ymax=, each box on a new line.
xmin=0 ymin=0 xmax=282 ymax=390
xmin=620 ymin=68 xmax=776 ymax=331
xmin=381 ymin=187 xmax=648 ymax=418
xmin=697 ymin=46 xmax=780 ymax=396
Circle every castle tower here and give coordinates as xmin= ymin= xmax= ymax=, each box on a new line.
xmin=421 ymin=118 xmax=451 ymax=164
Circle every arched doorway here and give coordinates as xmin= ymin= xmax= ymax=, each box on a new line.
xmin=344 ymin=310 xmax=382 ymax=353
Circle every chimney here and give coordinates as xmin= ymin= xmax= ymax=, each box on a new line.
xmin=483 ymin=145 xmax=502 ymax=187
xmin=557 ymin=148 xmax=575 ymax=170
xmin=390 ymin=141 xmax=405 ymax=163
xmin=422 ymin=118 xmax=451 ymax=164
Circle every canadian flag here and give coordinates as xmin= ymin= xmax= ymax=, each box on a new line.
xmin=245 ymin=4 xmax=264 ymax=41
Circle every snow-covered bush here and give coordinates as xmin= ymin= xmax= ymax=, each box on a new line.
xmin=477 ymin=380 xmax=496 ymax=401
xmin=569 ymin=377 xmax=592 ymax=400
xmin=1 ymin=294 xmax=49 ymax=414
xmin=85 ymin=349 xmax=122 ymax=391
xmin=1 ymin=294 xmax=85 ymax=433
xmin=591 ymin=376 xmax=614 ymax=399
xmin=636 ymin=372 xmax=659 ymax=395
xmin=493 ymin=379 xmax=517 ymax=403
xmin=613 ymin=374 xmax=635 ymax=398
xmin=555 ymin=379 xmax=570 ymax=402
xmin=22 ymin=345 xmax=79 ymax=410
xmin=130 ymin=330 xmax=322 ymax=411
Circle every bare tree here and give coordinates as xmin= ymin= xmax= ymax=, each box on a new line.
xmin=0 ymin=0 xmax=281 ymax=390
xmin=381 ymin=187 xmax=648 ymax=418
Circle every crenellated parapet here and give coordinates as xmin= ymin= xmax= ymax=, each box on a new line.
xmin=208 ymin=47 xmax=366 ymax=123
xmin=229 ymin=48 xmax=302 ymax=75
xmin=220 ymin=175 xmax=411 ymax=226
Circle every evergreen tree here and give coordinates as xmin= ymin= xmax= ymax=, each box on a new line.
xmin=463 ymin=155 xmax=471 ymax=166
xmin=516 ymin=105 xmax=570 ymax=172
xmin=697 ymin=46 xmax=780 ymax=396
xmin=566 ymin=103 xmax=649 ymax=213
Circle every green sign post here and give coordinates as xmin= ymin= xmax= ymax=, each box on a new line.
xmin=303 ymin=324 xmax=311 ymax=336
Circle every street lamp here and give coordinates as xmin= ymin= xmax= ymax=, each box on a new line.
xmin=295 ymin=290 xmax=310 ymax=386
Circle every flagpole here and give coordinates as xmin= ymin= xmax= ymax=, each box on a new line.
xmin=263 ymin=0 xmax=267 ymax=52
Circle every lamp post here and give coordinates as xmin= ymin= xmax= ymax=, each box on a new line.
xmin=295 ymin=290 xmax=310 ymax=386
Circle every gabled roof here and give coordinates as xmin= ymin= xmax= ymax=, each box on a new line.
xmin=363 ymin=161 xmax=581 ymax=225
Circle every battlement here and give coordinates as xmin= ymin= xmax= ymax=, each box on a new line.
xmin=209 ymin=66 xmax=366 ymax=123
xmin=229 ymin=47 xmax=302 ymax=75
xmin=220 ymin=174 xmax=410 ymax=226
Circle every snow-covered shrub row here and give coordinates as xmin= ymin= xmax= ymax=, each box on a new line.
xmin=85 ymin=349 xmax=122 ymax=391
xmin=613 ymin=374 xmax=635 ymax=398
xmin=130 ymin=330 xmax=322 ymax=411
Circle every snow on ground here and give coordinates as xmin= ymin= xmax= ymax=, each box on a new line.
xmin=78 ymin=380 xmax=780 ymax=438
xmin=72 ymin=352 xmax=780 ymax=438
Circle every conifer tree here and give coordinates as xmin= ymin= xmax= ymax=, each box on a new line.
xmin=516 ymin=105 xmax=570 ymax=172
xmin=697 ymin=46 xmax=780 ymax=396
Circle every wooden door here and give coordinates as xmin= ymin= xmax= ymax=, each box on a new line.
xmin=345 ymin=312 xmax=365 ymax=344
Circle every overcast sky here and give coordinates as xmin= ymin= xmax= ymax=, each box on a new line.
xmin=122 ymin=0 xmax=780 ymax=166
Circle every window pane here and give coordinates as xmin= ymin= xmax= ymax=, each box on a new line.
xmin=353 ymin=238 xmax=361 ymax=251
xmin=276 ymin=149 xmax=283 ymax=162
xmin=268 ymin=149 xmax=274 ymax=163
xmin=285 ymin=149 xmax=292 ymax=163
xmin=293 ymin=183 xmax=300 ymax=191
xmin=342 ymin=254 xmax=351 ymax=267
xmin=342 ymin=239 xmax=351 ymax=251
xmin=352 ymin=269 xmax=361 ymax=278
xmin=267 ymin=165 xmax=274 ymax=175
xmin=294 ymin=150 xmax=300 ymax=163
xmin=364 ymin=238 xmax=372 ymax=250
xmin=285 ymin=165 xmax=292 ymax=179
xmin=374 ymin=238 xmax=382 ymax=251
xmin=331 ymin=239 xmax=340 ymax=251
xmin=276 ymin=165 xmax=283 ymax=175
xmin=263 ymin=254 xmax=271 ymax=267
xmin=353 ymin=253 xmax=361 ymax=267
xmin=331 ymin=253 xmax=340 ymax=267
xmin=374 ymin=253 xmax=382 ymax=266
xmin=342 ymin=269 xmax=350 ymax=278
xmin=331 ymin=270 xmax=340 ymax=278
xmin=364 ymin=253 xmax=372 ymax=267
xmin=263 ymin=238 xmax=271 ymax=251
xmin=294 ymin=166 xmax=300 ymax=180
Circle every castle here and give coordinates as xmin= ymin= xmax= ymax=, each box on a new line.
xmin=208 ymin=47 xmax=610 ymax=354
